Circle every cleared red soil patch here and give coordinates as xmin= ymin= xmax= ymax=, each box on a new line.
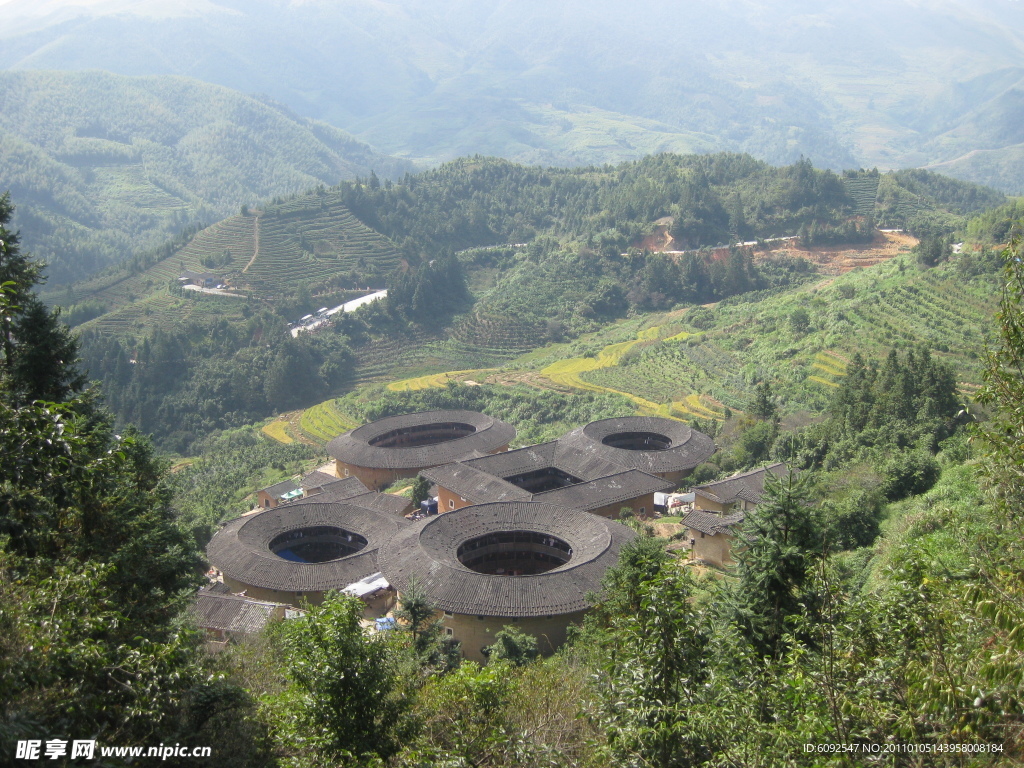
xmin=755 ymin=231 xmax=918 ymax=275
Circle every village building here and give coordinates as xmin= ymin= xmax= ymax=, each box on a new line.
xmin=420 ymin=438 xmax=674 ymax=519
xmin=558 ymin=416 xmax=716 ymax=483
xmin=377 ymin=500 xmax=635 ymax=662
xmin=206 ymin=496 xmax=409 ymax=606
xmin=326 ymin=410 xmax=516 ymax=490
xmin=690 ymin=461 xmax=789 ymax=513
xmin=190 ymin=584 xmax=287 ymax=651
xmin=178 ymin=270 xmax=221 ymax=288
xmin=257 ymin=471 xmax=413 ymax=515
xmin=257 ymin=478 xmax=303 ymax=508
xmin=681 ymin=462 xmax=790 ymax=566
xmin=680 ymin=509 xmax=746 ymax=567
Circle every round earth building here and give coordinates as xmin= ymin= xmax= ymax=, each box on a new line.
xmin=207 ymin=499 xmax=409 ymax=606
xmin=559 ymin=416 xmax=715 ymax=483
xmin=327 ymin=410 xmax=516 ymax=490
xmin=377 ymin=500 xmax=636 ymax=662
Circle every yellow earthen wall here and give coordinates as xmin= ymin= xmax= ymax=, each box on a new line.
xmin=441 ymin=610 xmax=586 ymax=663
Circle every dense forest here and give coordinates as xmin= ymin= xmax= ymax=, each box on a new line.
xmin=3 ymin=182 xmax=1024 ymax=765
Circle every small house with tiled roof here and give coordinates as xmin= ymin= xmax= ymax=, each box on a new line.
xmin=680 ymin=509 xmax=747 ymax=567
xmin=190 ymin=587 xmax=286 ymax=648
xmin=691 ymin=462 xmax=789 ymax=514
xmin=258 ymin=472 xmax=413 ymax=516
xmin=378 ymin=500 xmax=635 ymax=662
xmin=257 ymin=478 xmax=303 ymax=509
xmin=682 ymin=462 xmax=791 ymax=566
xmin=421 ymin=439 xmax=673 ymax=519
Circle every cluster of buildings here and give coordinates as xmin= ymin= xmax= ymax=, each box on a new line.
xmin=195 ymin=409 xmax=787 ymax=660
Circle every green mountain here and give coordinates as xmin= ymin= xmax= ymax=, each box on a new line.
xmin=51 ymin=152 xmax=1003 ymax=451
xmin=0 ymin=69 xmax=412 ymax=283
xmin=3 ymin=0 xmax=1024 ymax=190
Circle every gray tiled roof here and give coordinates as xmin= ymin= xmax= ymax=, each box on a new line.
xmin=420 ymin=440 xmax=673 ymax=512
xmin=537 ymin=470 xmax=670 ymax=509
xmin=207 ymin=499 xmax=409 ymax=594
xmin=691 ymin=462 xmax=789 ymax=505
xmin=559 ymin=417 xmax=715 ymax=474
xmin=190 ymin=590 xmax=279 ymax=635
xmin=298 ymin=476 xmax=372 ymax=502
xmin=378 ymin=501 xmax=635 ymax=617
xmin=421 ymin=462 xmax=532 ymax=504
xmin=326 ymin=410 xmax=515 ymax=470
xmin=300 ymin=470 xmax=342 ymax=490
xmin=260 ymin=478 xmax=300 ymax=499
xmin=682 ymin=510 xmax=745 ymax=536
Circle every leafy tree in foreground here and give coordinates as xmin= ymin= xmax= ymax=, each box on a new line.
xmin=484 ymin=627 xmax=538 ymax=667
xmin=972 ymin=228 xmax=1024 ymax=737
xmin=601 ymin=565 xmax=714 ymax=768
xmin=395 ymin=579 xmax=453 ymax=671
xmin=409 ymin=475 xmax=431 ymax=507
xmin=269 ymin=592 xmax=412 ymax=766
xmin=0 ymin=195 xmax=212 ymax=755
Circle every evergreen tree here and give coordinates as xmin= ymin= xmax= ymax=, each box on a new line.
xmin=749 ymin=380 xmax=778 ymax=421
xmin=726 ymin=469 xmax=819 ymax=657
xmin=0 ymin=194 xmax=207 ymax=750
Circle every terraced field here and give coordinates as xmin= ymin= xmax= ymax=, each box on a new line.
xmin=842 ymin=174 xmax=880 ymax=217
xmin=63 ymin=215 xmax=257 ymax=311
xmin=240 ymin=198 xmax=401 ymax=293
xmin=77 ymin=292 xmax=184 ymax=336
xmin=450 ymin=310 xmax=548 ymax=352
xmin=298 ymin=399 xmax=361 ymax=443
xmin=281 ymin=249 xmax=996 ymax=447
xmin=387 ymin=369 xmax=498 ymax=391
xmin=61 ymin=192 xmax=403 ymax=333
xmin=261 ymin=420 xmax=295 ymax=444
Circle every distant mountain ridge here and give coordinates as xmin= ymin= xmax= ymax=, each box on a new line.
xmin=2 ymin=0 xmax=1024 ymax=191
xmin=0 ymin=69 xmax=412 ymax=283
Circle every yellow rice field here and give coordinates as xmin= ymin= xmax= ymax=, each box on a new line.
xmin=261 ymin=419 xmax=294 ymax=444
xmin=387 ymin=368 xmax=497 ymax=392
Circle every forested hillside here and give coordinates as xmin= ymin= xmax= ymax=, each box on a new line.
xmin=46 ymin=153 xmax=1004 ymax=452
xmin=0 ymin=70 xmax=411 ymax=283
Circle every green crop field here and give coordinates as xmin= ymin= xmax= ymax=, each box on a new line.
xmin=371 ymin=251 xmax=997 ymax=426
xmin=842 ymin=174 xmax=880 ymax=218
xmin=298 ymin=399 xmax=361 ymax=443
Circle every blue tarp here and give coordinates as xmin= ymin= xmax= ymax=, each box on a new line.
xmin=275 ymin=549 xmax=307 ymax=563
